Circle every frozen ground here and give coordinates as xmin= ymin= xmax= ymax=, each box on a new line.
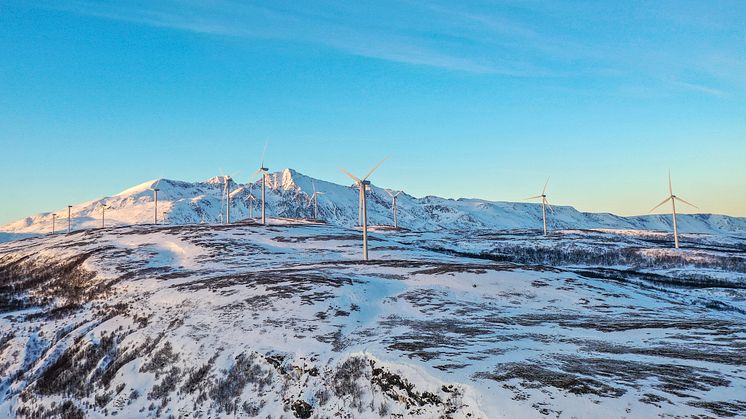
xmin=1 ymin=222 xmax=745 ymax=418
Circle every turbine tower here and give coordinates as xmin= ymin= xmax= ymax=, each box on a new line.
xmin=252 ymin=143 xmax=269 ymax=225
xmin=150 ymin=179 xmax=161 ymax=225
xmin=339 ymin=157 xmax=388 ymax=261
xmin=101 ymin=204 xmax=107 ymax=228
xmin=649 ymin=170 xmax=698 ymax=249
xmin=526 ymin=177 xmax=554 ymax=235
xmin=67 ymin=205 xmax=72 ymax=233
xmin=246 ymin=191 xmax=256 ymax=220
xmin=51 ymin=213 xmax=57 ymax=234
xmin=356 ymin=183 xmax=371 ymax=226
xmin=223 ymin=174 xmax=233 ymax=224
xmin=309 ymin=181 xmax=325 ymax=220
xmin=385 ymin=189 xmax=402 ymax=229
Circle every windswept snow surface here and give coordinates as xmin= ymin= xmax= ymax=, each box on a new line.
xmin=1 ymin=223 xmax=745 ymax=418
xmin=2 ymin=169 xmax=745 ymax=242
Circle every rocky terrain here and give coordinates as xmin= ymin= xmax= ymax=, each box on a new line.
xmin=1 ymin=222 xmax=745 ymax=417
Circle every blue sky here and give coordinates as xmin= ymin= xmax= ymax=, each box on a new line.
xmin=1 ymin=0 xmax=745 ymax=224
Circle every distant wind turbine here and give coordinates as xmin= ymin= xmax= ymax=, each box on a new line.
xmin=252 ymin=143 xmax=270 ymax=225
xmin=67 ymin=205 xmax=72 ymax=233
xmin=339 ymin=157 xmax=388 ymax=261
xmin=526 ymin=177 xmax=554 ymax=235
xmin=150 ymin=180 xmax=161 ymax=225
xmin=385 ymin=189 xmax=402 ymax=229
xmin=221 ymin=172 xmax=231 ymax=224
xmin=219 ymin=170 xmax=241 ymax=224
xmin=649 ymin=170 xmax=698 ymax=249
xmin=308 ymin=181 xmax=325 ymax=220
xmin=101 ymin=204 xmax=107 ymax=228
xmin=51 ymin=213 xmax=57 ymax=234
xmin=246 ymin=191 xmax=257 ymax=220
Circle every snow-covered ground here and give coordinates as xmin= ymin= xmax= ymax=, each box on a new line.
xmin=2 ymin=169 xmax=745 ymax=242
xmin=1 ymin=222 xmax=745 ymax=418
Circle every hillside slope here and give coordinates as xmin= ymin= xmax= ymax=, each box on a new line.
xmin=1 ymin=224 xmax=745 ymax=417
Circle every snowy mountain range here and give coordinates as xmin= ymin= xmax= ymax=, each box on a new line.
xmin=2 ymin=168 xmax=745 ymax=240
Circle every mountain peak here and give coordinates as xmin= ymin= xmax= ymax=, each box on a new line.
xmin=262 ymin=168 xmax=305 ymax=192
xmin=204 ymin=175 xmax=231 ymax=185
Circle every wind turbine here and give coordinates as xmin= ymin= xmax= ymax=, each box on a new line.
xmin=649 ymin=170 xmax=698 ymax=249
xmin=101 ymin=204 xmax=107 ymax=228
xmin=308 ymin=181 xmax=325 ymax=220
xmin=221 ymin=172 xmax=234 ymax=224
xmin=252 ymin=143 xmax=270 ymax=225
xmin=385 ymin=189 xmax=402 ymax=229
xmin=67 ymin=205 xmax=72 ymax=233
xmin=339 ymin=157 xmax=388 ymax=261
xmin=51 ymin=214 xmax=57 ymax=234
xmin=246 ymin=191 xmax=257 ymax=220
xmin=150 ymin=179 xmax=161 ymax=225
xmin=526 ymin=177 xmax=554 ymax=235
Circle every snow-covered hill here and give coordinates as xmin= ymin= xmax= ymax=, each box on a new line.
xmin=1 ymin=224 xmax=745 ymax=417
xmin=2 ymin=169 xmax=745 ymax=241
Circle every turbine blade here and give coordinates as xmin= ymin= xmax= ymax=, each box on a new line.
xmin=385 ymin=189 xmax=394 ymax=198
xmin=542 ymin=177 xmax=550 ymax=195
xmin=338 ymin=167 xmax=361 ymax=183
xmin=260 ymin=141 xmax=268 ymax=167
xmin=394 ymin=191 xmax=402 ymax=197
xmin=362 ymin=156 xmax=389 ymax=181
xmin=675 ymin=196 xmax=699 ymax=209
xmin=649 ymin=196 xmax=672 ymax=213
xmin=312 ymin=181 xmax=317 ymax=194
xmin=525 ymin=195 xmax=543 ymax=200
xmin=668 ymin=170 xmax=673 ymax=195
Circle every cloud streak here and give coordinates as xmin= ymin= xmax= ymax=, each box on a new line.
xmin=32 ymin=0 xmax=746 ymax=94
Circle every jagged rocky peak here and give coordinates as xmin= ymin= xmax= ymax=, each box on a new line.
xmin=263 ymin=168 xmax=306 ymax=192
xmin=204 ymin=175 xmax=231 ymax=185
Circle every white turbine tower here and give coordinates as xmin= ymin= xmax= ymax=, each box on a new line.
xmin=101 ymin=204 xmax=107 ymax=228
xmin=308 ymin=181 xmax=325 ymax=220
xmin=649 ymin=170 xmax=698 ymax=249
xmin=339 ymin=157 xmax=388 ymax=261
xmin=385 ymin=189 xmax=402 ymax=229
xmin=252 ymin=143 xmax=270 ymax=225
xmin=150 ymin=179 xmax=162 ymax=225
xmin=526 ymin=177 xmax=554 ymax=235
xmin=246 ymin=191 xmax=257 ymax=220
xmin=217 ymin=170 xmax=239 ymax=225
xmin=356 ymin=183 xmax=372 ymax=226
xmin=223 ymin=174 xmax=233 ymax=224
xmin=51 ymin=213 xmax=57 ymax=234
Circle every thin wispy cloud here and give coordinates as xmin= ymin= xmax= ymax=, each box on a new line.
xmin=32 ymin=0 xmax=746 ymax=94
xmin=669 ymin=79 xmax=727 ymax=97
